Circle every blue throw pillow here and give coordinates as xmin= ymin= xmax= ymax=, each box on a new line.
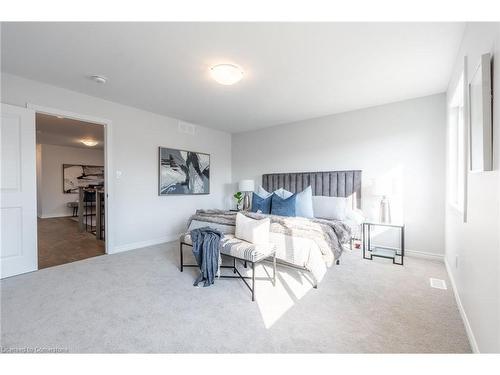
xmin=271 ymin=193 xmax=297 ymax=217
xmin=295 ymin=186 xmax=314 ymax=218
xmin=251 ymin=193 xmax=272 ymax=214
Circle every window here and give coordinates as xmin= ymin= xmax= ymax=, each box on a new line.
xmin=448 ymin=73 xmax=465 ymax=211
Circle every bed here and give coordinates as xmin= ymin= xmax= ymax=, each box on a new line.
xmin=186 ymin=170 xmax=362 ymax=285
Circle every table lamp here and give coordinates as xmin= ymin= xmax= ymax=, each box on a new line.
xmin=238 ymin=179 xmax=255 ymax=211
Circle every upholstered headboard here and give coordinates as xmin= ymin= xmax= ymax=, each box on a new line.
xmin=262 ymin=170 xmax=362 ymax=209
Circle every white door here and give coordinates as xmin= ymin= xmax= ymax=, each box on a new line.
xmin=1 ymin=104 xmax=37 ymax=278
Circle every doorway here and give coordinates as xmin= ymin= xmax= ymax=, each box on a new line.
xmin=35 ymin=113 xmax=106 ymax=269
xmin=1 ymin=103 xmax=112 ymax=278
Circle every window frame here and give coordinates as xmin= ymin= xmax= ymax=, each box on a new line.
xmin=448 ymin=73 xmax=466 ymax=214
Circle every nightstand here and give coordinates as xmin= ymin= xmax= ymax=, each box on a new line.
xmin=362 ymin=222 xmax=405 ymax=265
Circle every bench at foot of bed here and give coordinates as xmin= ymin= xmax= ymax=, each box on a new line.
xmin=179 ymin=233 xmax=276 ymax=301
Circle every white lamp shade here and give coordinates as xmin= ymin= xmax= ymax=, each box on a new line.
xmin=238 ymin=179 xmax=255 ymax=192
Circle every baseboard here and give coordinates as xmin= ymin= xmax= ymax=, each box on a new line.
xmin=405 ymin=249 xmax=444 ymax=262
xmin=370 ymin=243 xmax=444 ymax=262
xmin=39 ymin=213 xmax=73 ymax=219
xmin=445 ymin=258 xmax=480 ymax=353
xmin=110 ymin=233 xmax=181 ymax=254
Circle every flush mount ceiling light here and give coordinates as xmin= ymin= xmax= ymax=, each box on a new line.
xmin=210 ymin=64 xmax=244 ymax=85
xmin=89 ymin=75 xmax=107 ymax=84
xmin=81 ymin=139 xmax=98 ymax=147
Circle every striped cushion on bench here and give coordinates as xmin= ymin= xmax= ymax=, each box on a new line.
xmin=220 ymin=237 xmax=275 ymax=262
xmin=180 ymin=232 xmax=274 ymax=262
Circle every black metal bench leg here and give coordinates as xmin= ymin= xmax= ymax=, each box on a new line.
xmin=180 ymin=243 xmax=184 ymax=272
xmin=233 ymin=257 xmax=236 ymax=273
xmin=244 ymin=261 xmax=247 ymax=268
xmin=251 ymin=262 xmax=255 ymax=301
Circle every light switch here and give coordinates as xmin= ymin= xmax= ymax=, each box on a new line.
xmin=116 ymin=170 xmax=122 ymax=179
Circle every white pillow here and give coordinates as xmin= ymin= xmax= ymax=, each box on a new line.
xmin=256 ymin=186 xmax=293 ymax=199
xmin=312 ymin=196 xmax=348 ymax=220
xmin=235 ymin=213 xmax=270 ymax=244
xmin=256 ymin=185 xmax=273 ymax=198
xmin=274 ymin=188 xmax=293 ymax=199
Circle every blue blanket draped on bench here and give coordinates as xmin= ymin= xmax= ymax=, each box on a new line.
xmin=190 ymin=227 xmax=223 ymax=287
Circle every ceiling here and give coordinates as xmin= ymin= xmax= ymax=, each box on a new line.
xmin=36 ymin=113 xmax=104 ymax=150
xmin=2 ymin=22 xmax=465 ymax=133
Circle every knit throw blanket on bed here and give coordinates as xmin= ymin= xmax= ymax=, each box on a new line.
xmin=189 ymin=210 xmax=350 ymax=263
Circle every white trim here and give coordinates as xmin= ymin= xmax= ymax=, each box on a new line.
xmin=110 ymin=233 xmax=181 ymax=254
xmin=462 ymin=55 xmax=469 ymax=223
xmin=26 ymin=103 xmax=114 ymax=254
xmin=371 ymin=243 xmax=444 ymax=262
xmin=445 ymin=258 xmax=480 ymax=353
xmin=405 ymin=249 xmax=444 ymax=262
xmin=39 ymin=213 xmax=73 ymax=219
xmin=27 ymin=104 xmax=111 ymax=125
xmin=448 ymin=202 xmax=464 ymax=216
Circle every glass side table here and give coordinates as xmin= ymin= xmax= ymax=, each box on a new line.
xmin=362 ymin=222 xmax=405 ymax=265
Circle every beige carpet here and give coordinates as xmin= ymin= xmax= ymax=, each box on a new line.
xmin=0 ymin=241 xmax=471 ymax=353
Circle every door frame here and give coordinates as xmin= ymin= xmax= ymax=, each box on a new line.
xmin=27 ymin=103 xmax=114 ymax=254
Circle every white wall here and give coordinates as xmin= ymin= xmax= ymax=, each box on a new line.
xmin=232 ymin=94 xmax=446 ymax=257
xmin=445 ymin=23 xmax=500 ymax=353
xmin=1 ymin=73 xmax=232 ymax=252
xmin=38 ymin=144 xmax=104 ymax=218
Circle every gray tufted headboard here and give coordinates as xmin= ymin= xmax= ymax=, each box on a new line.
xmin=262 ymin=170 xmax=362 ymax=209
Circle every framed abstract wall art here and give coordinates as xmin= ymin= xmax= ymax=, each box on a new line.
xmin=63 ymin=164 xmax=104 ymax=194
xmin=158 ymin=147 xmax=210 ymax=195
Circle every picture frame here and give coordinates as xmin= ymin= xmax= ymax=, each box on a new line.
xmin=158 ymin=147 xmax=210 ymax=195
xmin=62 ymin=164 xmax=104 ymax=194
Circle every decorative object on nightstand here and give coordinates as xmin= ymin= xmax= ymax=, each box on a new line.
xmin=233 ymin=191 xmax=244 ymax=210
xmin=373 ymin=179 xmax=392 ymax=223
xmin=238 ymin=179 xmax=255 ymax=211
xmin=362 ymin=222 xmax=405 ymax=265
